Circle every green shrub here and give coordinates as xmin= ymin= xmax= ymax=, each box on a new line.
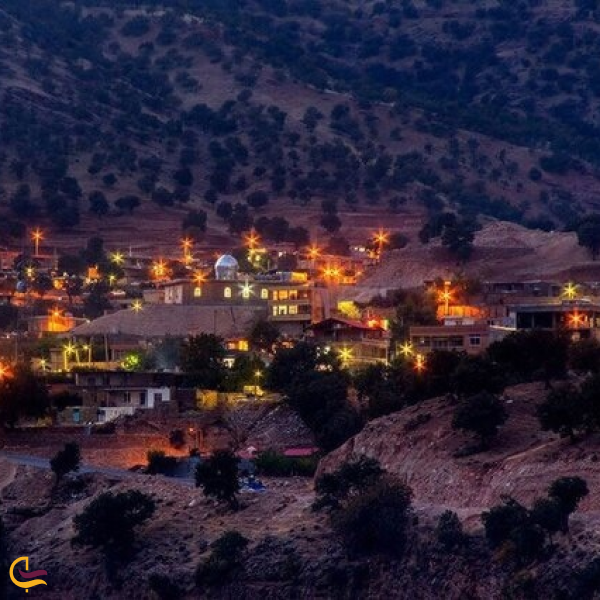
xmin=73 ymin=490 xmax=156 ymax=555
xmin=195 ymin=450 xmax=240 ymax=508
xmin=333 ymin=479 xmax=413 ymax=556
xmin=50 ymin=442 xmax=80 ymax=483
xmin=436 ymin=510 xmax=465 ymax=549
xmin=148 ymin=573 xmax=182 ymax=600
xmin=195 ymin=531 xmax=248 ymax=587
xmin=254 ymin=450 xmax=318 ymax=477
xmin=146 ymin=450 xmax=177 ymax=475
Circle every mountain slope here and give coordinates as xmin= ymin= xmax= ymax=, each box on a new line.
xmin=1 ymin=1 xmax=600 ymax=249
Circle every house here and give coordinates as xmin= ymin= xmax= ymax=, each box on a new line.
xmin=68 ymin=303 xmax=267 ymax=366
xmin=307 ymin=317 xmax=391 ymax=367
xmin=409 ymin=324 xmax=496 ymax=355
xmin=161 ymin=254 xmax=331 ymax=335
xmin=65 ymin=371 xmax=183 ymax=424
xmin=506 ymin=298 xmax=600 ymax=340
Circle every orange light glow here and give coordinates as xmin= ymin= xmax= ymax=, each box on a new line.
xmin=414 ymin=353 xmax=426 ymax=373
xmin=245 ymin=229 xmax=260 ymax=250
xmin=152 ymin=259 xmax=168 ymax=279
xmin=193 ymin=271 xmax=206 ymax=285
xmin=308 ymin=245 xmax=321 ymax=260
xmin=31 ymin=228 xmax=44 ymax=255
xmin=568 ymin=311 xmax=585 ymax=328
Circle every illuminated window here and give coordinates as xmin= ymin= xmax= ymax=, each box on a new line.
xmin=239 ymin=340 xmax=249 ymax=351
xmin=289 ymin=305 xmax=298 ymax=315
xmin=194 ymin=286 xmax=202 ymax=298
xmin=261 ymin=288 xmax=268 ymax=299
xmin=242 ymin=287 xmax=250 ymax=299
xmin=272 ymin=306 xmax=278 ymax=316
xmin=279 ymin=290 xmax=289 ymax=300
xmin=224 ymin=287 xmax=232 ymax=298
xmin=278 ymin=305 xmax=288 ymax=316
xmin=289 ymin=290 xmax=298 ymax=300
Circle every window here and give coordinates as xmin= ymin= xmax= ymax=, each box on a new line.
xmin=140 ymin=392 xmax=147 ymax=406
xmin=289 ymin=290 xmax=298 ymax=300
xmin=73 ymin=408 xmax=80 ymax=423
xmin=123 ymin=392 xmax=131 ymax=404
xmin=153 ymin=392 xmax=163 ymax=403
xmin=224 ymin=287 xmax=232 ymax=298
xmin=279 ymin=290 xmax=289 ymax=300
xmin=289 ymin=305 xmax=298 ymax=315
xmin=239 ymin=340 xmax=249 ymax=351
xmin=242 ymin=287 xmax=250 ymax=299
xmin=469 ymin=335 xmax=481 ymax=346
xmin=261 ymin=288 xmax=268 ymax=299
xmin=194 ymin=286 xmax=202 ymax=298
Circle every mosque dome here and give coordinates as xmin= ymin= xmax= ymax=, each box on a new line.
xmin=214 ymin=254 xmax=239 ymax=281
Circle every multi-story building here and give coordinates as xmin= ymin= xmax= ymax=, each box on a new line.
xmin=161 ymin=254 xmax=331 ymax=336
xmin=64 ymin=371 xmax=181 ymax=424
xmin=307 ymin=317 xmax=391 ymax=367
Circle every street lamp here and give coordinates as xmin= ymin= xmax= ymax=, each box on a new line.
xmin=373 ymin=229 xmax=389 ymax=261
xmin=339 ymin=346 xmax=353 ymax=367
xmin=563 ymin=282 xmax=578 ymax=301
xmin=82 ymin=343 xmax=92 ymax=365
xmin=63 ymin=342 xmax=76 ymax=371
xmin=254 ymin=370 xmax=262 ymax=398
xmin=131 ymin=299 xmax=143 ymax=313
xmin=399 ymin=342 xmax=414 ymax=358
xmin=414 ymin=353 xmax=426 ymax=374
xmin=193 ymin=271 xmax=206 ymax=285
xmin=245 ymin=229 xmax=260 ymax=251
xmin=439 ymin=281 xmax=453 ymax=317
xmin=31 ymin=228 xmax=43 ymax=256
xmin=110 ymin=251 xmax=125 ymax=266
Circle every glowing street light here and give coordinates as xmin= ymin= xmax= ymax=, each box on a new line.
xmin=399 ymin=342 xmax=414 ymax=358
xmin=152 ymin=259 xmax=167 ymax=280
xmin=0 ymin=363 xmax=9 ymax=380
xmin=63 ymin=342 xmax=76 ymax=371
xmin=568 ymin=311 xmax=585 ymax=329
xmin=181 ymin=238 xmax=194 ymax=265
xmin=245 ymin=229 xmax=260 ymax=251
xmin=373 ymin=228 xmax=389 ymax=261
xmin=181 ymin=237 xmax=193 ymax=253
xmin=131 ymin=299 xmax=143 ymax=313
xmin=563 ymin=282 xmax=578 ymax=301
xmin=31 ymin=228 xmax=44 ymax=256
xmin=339 ymin=346 xmax=353 ymax=366
xmin=240 ymin=280 xmax=254 ymax=299
xmin=439 ymin=281 xmax=453 ymax=317
xmin=108 ymin=274 xmax=117 ymax=286
xmin=82 ymin=343 xmax=92 ymax=365
xmin=414 ymin=353 xmax=426 ymax=374
xmin=308 ymin=245 xmax=321 ymax=260
xmin=25 ymin=266 xmax=35 ymax=280
xmin=193 ymin=271 xmax=206 ymax=285
xmin=110 ymin=251 xmax=125 ymax=266
xmin=254 ymin=370 xmax=262 ymax=397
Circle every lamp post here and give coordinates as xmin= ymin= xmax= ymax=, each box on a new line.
xmin=439 ymin=280 xmax=453 ymax=317
xmin=254 ymin=370 xmax=262 ymax=398
xmin=31 ymin=228 xmax=43 ymax=257
xmin=373 ymin=229 xmax=389 ymax=262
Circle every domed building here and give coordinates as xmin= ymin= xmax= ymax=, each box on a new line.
xmin=214 ymin=254 xmax=239 ymax=281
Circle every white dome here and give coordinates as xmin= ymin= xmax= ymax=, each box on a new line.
xmin=215 ymin=254 xmax=239 ymax=268
xmin=215 ymin=254 xmax=239 ymax=280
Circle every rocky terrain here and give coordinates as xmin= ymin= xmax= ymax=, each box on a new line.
xmin=3 ymin=382 xmax=600 ymax=598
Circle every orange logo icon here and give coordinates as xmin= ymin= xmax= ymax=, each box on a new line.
xmin=9 ymin=557 xmax=48 ymax=592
